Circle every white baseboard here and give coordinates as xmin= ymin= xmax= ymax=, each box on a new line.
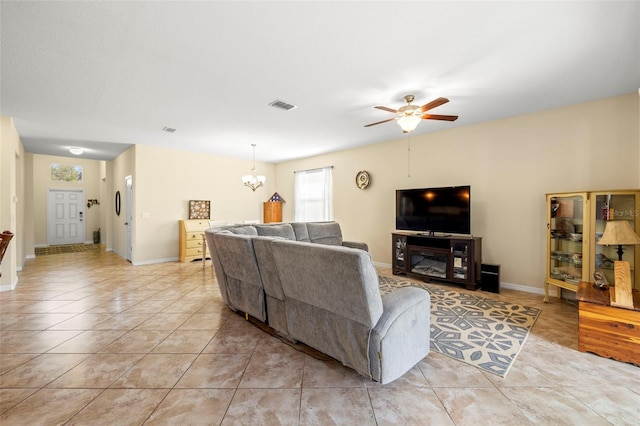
xmin=0 ymin=277 xmax=18 ymax=292
xmin=26 ymin=254 xmax=35 ymax=259
xmin=132 ymin=257 xmax=178 ymax=266
xmin=500 ymin=281 xmax=558 ymax=297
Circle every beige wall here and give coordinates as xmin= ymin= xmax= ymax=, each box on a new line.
xmin=31 ymin=154 xmax=102 ymax=246
xmin=275 ymin=93 xmax=640 ymax=293
xmin=128 ymin=144 xmax=276 ymax=264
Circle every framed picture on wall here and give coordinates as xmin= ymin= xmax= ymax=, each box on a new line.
xmin=189 ymin=200 xmax=210 ymax=219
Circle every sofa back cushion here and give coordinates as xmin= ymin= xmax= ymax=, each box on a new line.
xmin=255 ymin=223 xmax=296 ymax=240
xmin=271 ymin=240 xmax=382 ymax=326
xmin=291 ymin=222 xmax=310 ymax=242
xmin=212 ymin=232 xmax=265 ymax=321
xmin=306 ymin=222 xmax=343 ymax=246
xmin=252 ymin=236 xmax=286 ymax=300
xmin=204 ymin=229 xmax=230 ymax=305
xmin=228 ymin=226 xmax=258 ymax=236
xmin=271 ymin=239 xmax=383 ymax=377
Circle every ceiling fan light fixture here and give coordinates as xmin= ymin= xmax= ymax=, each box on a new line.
xmin=397 ymin=115 xmax=421 ymax=133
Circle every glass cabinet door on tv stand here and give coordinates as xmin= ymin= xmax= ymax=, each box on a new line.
xmin=545 ymin=192 xmax=589 ymax=302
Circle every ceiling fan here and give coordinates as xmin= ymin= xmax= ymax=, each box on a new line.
xmin=364 ymin=95 xmax=458 ymax=133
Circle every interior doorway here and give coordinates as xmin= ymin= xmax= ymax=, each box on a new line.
xmin=125 ymin=176 xmax=133 ymax=261
xmin=47 ymin=189 xmax=85 ymax=245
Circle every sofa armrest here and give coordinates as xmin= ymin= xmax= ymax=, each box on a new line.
xmin=342 ymin=241 xmax=368 ymax=252
xmin=369 ymin=287 xmax=430 ymax=384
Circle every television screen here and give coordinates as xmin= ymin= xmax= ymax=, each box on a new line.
xmin=396 ymin=186 xmax=471 ymax=235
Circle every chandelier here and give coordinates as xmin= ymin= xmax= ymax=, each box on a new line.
xmin=241 ymin=144 xmax=265 ymax=191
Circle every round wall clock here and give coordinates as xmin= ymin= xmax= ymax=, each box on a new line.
xmin=355 ymin=170 xmax=371 ymax=189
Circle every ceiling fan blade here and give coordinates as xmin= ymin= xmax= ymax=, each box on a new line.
xmin=374 ymin=106 xmax=398 ymax=113
xmin=421 ymin=114 xmax=458 ymax=121
xmin=420 ymin=97 xmax=449 ymax=113
xmin=364 ymin=117 xmax=397 ymax=127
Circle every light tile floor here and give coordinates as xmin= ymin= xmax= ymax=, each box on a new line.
xmin=1 ymin=248 xmax=639 ymax=425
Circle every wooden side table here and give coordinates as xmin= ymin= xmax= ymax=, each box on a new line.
xmin=576 ymin=281 xmax=640 ymax=366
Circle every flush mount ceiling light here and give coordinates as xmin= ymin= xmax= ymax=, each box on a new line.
xmin=241 ymin=144 xmax=265 ymax=191
xmin=69 ymin=147 xmax=84 ymax=155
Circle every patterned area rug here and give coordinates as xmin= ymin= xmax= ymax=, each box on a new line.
xmin=35 ymin=244 xmax=100 ymax=256
xmin=379 ymin=275 xmax=540 ymax=378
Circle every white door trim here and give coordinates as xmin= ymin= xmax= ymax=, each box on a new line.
xmin=125 ymin=175 xmax=133 ymax=261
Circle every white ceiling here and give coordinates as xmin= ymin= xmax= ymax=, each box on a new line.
xmin=1 ymin=1 xmax=638 ymax=163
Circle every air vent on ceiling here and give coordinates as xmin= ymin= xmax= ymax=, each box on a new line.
xmin=269 ymin=99 xmax=298 ymax=111
xmin=162 ymin=127 xmax=176 ymax=133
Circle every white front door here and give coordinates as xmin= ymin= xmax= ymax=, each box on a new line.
xmin=47 ymin=189 xmax=85 ymax=245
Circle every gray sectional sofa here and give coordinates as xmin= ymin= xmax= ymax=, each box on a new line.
xmin=205 ymin=221 xmax=431 ymax=384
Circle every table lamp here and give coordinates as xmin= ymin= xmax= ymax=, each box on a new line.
xmin=597 ymin=220 xmax=640 ymax=309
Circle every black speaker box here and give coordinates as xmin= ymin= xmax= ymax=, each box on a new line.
xmin=481 ymin=263 xmax=500 ymax=293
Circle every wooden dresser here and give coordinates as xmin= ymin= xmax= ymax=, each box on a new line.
xmin=576 ymin=281 xmax=640 ymax=366
xmin=179 ymin=220 xmax=210 ymax=263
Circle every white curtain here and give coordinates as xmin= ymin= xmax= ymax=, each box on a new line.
xmin=294 ymin=166 xmax=333 ymax=222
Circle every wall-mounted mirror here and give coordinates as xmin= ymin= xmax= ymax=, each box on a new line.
xmin=115 ymin=191 xmax=121 ymax=216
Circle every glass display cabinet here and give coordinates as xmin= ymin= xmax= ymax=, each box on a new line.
xmin=545 ymin=190 xmax=640 ymax=302
xmin=591 ymin=191 xmax=639 ymax=291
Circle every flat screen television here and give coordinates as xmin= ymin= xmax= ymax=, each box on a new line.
xmin=396 ymin=186 xmax=471 ymax=235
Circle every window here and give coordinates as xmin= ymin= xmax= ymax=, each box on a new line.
xmin=294 ymin=166 xmax=333 ymax=222
xmin=50 ymin=163 xmax=83 ymax=182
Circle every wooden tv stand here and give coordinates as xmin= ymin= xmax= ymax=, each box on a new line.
xmin=392 ymin=232 xmax=482 ymax=290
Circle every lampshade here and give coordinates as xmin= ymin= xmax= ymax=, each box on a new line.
xmin=397 ymin=115 xmax=421 ymax=133
xmin=597 ymin=220 xmax=640 ymax=246
xmin=242 ymin=174 xmax=265 ymax=188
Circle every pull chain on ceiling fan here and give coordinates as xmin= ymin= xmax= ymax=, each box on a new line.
xmin=364 ymin=95 xmax=458 ymax=133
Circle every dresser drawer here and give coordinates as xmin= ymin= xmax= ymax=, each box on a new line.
xmin=184 ymin=220 xmax=210 ymax=232
xmin=186 ymin=239 xmax=205 ymax=249
xmin=185 ymin=232 xmax=204 ymax=241
xmin=186 ymin=246 xmax=206 ymax=257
